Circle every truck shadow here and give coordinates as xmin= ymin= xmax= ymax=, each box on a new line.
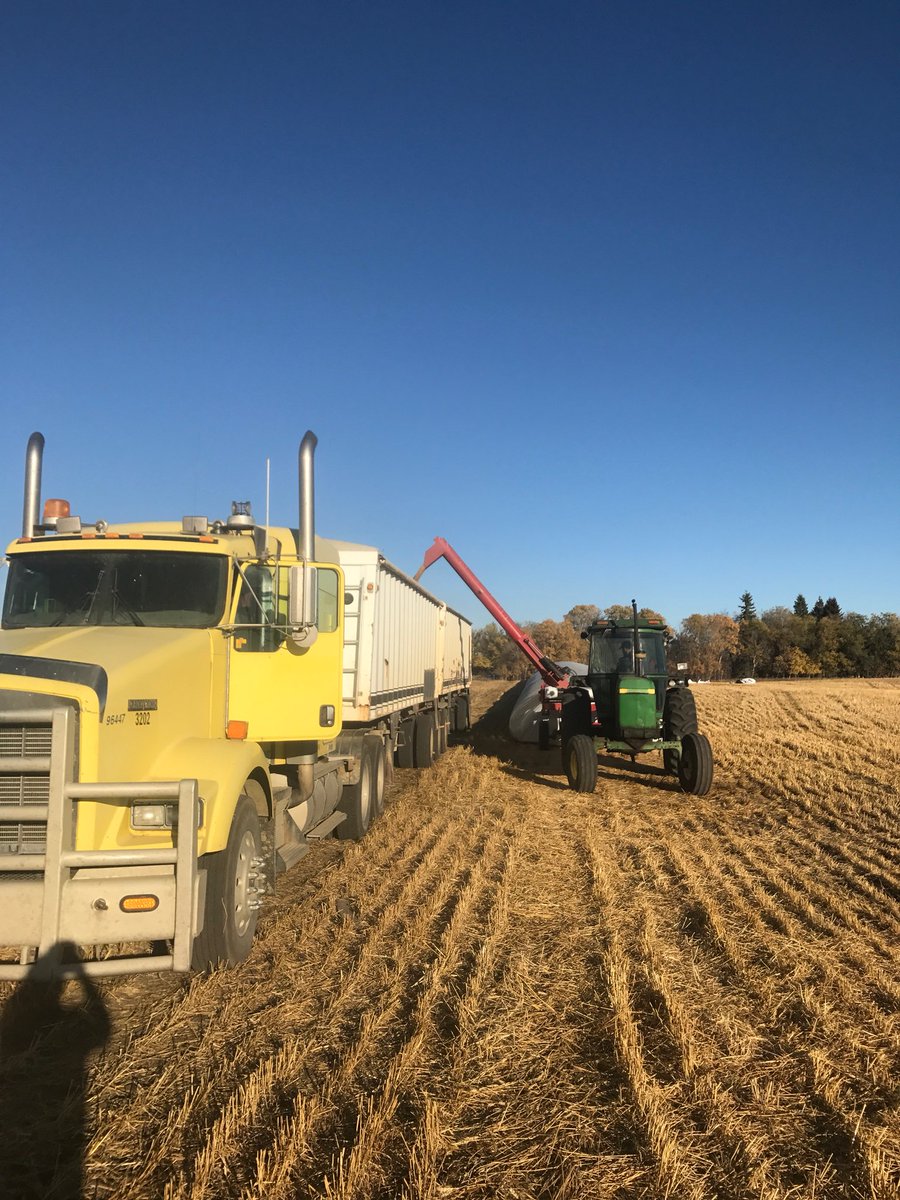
xmin=0 ymin=944 xmax=111 ymax=1200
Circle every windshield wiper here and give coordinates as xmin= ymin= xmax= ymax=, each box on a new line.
xmin=109 ymin=587 xmax=145 ymax=626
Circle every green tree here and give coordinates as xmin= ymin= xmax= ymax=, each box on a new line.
xmin=793 ymin=594 xmax=809 ymax=617
xmin=737 ymin=592 xmax=757 ymax=622
xmin=866 ymin=614 xmax=900 ymax=675
xmin=735 ymin=618 xmax=769 ymax=677
xmin=822 ymin=597 xmax=842 ymax=619
xmin=813 ymin=616 xmax=849 ymax=676
xmin=811 ymin=596 xmax=826 ymax=620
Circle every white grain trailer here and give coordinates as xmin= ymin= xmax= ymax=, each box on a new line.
xmin=332 ymin=541 xmax=472 ymax=768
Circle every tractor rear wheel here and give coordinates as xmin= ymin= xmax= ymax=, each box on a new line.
xmin=677 ymin=731 xmax=714 ymax=796
xmin=564 ymin=734 xmax=597 ymax=793
xmin=663 ymin=687 xmax=698 ymax=773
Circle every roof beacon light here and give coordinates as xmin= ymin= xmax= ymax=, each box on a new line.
xmin=42 ymin=498 xmax=71 ymax=527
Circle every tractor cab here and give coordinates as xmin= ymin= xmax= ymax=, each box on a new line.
xmin=580 ymin=612 xmax=668 ymax=743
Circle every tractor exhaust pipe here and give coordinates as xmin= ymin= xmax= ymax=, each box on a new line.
xmin=22 ymin=432 xmax=45 ymax=538
xmin=632 ymin=598 xmax=641 ymax=675
xmin=298 ymin=431 xmax=317 ymax=561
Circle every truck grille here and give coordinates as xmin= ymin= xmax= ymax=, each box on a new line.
xmin=0 ymin=720 xmax=51 ymax=856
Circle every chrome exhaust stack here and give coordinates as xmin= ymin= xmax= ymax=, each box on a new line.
xmin=22 ymin=432 xmax=45 ymax=537
xmin=298 ymin=430 xmax=317 ymax=560
xmin=296 ymin=430 xmax=319 ymax=800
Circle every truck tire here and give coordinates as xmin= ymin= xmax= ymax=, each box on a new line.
xmin=192 ymin=794 xmax=263 ymax=970
xmin=453 ymin=696 xmax=470 ymax=734
xmin=663 ymin=687 xmax=698 ymax=774
xmin=396 ymin=718 xmax=415 ymax=768
xmin=677 ymin=731 xmax=714 ymax=796
xmin=336 ymin=740 xmax=375 ymax=840
xmin=415 ymin=712 xmax=435 ymax=767
xmin=564 ymin=734 xmax=597 ymax=793
xmin=364 ymin=734 xmax=386 ymax=817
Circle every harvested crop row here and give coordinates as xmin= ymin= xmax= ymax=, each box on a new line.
xmin=0 ymin=678 xmax=897 ymax=1200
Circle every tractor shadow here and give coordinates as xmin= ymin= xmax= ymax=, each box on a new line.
xmin=470 ymin=680 xmax=682 ymax=795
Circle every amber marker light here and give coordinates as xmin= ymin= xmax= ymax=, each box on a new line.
xmin=227 ymin=720 xmax=249 ymax=740
xmin=43 ymin=498 xmax=70 ymax=521
xmin=120 ymin=895 xmax=159 ymax=913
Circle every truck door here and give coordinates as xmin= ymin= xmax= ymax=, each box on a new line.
xmin=227 ymin=562 xmax=344 ymax=742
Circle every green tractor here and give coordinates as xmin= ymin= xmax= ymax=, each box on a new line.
xmin=557 ymin=602 xmax=713 ymax=796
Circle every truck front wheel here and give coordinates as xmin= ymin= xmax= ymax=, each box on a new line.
xmin=193 ymin=794 xmax=263 ymax=970
xmin=337 ymin=740 xmax=375 ymax=840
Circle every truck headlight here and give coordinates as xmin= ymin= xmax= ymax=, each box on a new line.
xmin=130 ymin=799 xmax=204 ymax=830
xmin=131 ymin=803 xmax=174 ymax=829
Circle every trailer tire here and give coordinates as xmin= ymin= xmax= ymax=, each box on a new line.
xmin=677 ymin=731 xmax=714 ymax=796
xmin=364 ymin=734 xmax=386 ymax=816
xmin=564 ymin=734 xmax=597 ymax=794
xmin=192 ymin=794 xmax=262 ymax=970
xmin=336 ymin=741 xmax=375 ymax=840
xmin=663 ymin=686 xmax=698 ymax=773
xmin=396 ymin=718 xmax=415 ymax=768
xmin=415 ymin=712 xmax=435 ymax=768
xmin=453 ymin=696 xmax=470 ymax=734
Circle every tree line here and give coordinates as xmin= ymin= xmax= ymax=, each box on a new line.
xmin=472 ymin=595 xmax=900 ymax=680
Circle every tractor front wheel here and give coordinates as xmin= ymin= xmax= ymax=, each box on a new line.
xmin=564 ymin=734 xmax=598 ymax=794
xmin=677 ymin=731 xmax=714 ymax=796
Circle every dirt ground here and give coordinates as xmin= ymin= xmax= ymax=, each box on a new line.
xmin=1 ymin=677 xmax=898 ymax=1199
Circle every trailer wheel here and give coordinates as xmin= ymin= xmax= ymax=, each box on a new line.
xmin=364 ymin=734 xmax=386 ymax=817
xmin=663 ymin=687 xmax=698 ymax=773
xmin=396 ymin=718 xmax=415 ymax=768
xmin=564 ymin=734 xmax=597 ymax=794
xmin=336 ymin=741 xmax=375 ymax=840
xmin=453 ymin=696 xmax=470 ymax=734
xmin=415 ymin=712 xmax=436 ymax=767
xmin=192 ymin=794 xmax=262 ymax=970
xmin=677 ymin=732 xmax=714 ymax=796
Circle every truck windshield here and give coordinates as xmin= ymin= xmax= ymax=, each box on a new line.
xmin=591 ymin=632 xmax=666 ymax=675
xmin=2 ymin=551 xmax=228 ymax=629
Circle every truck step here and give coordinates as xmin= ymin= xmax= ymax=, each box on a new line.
xmin=275 ymin=841 xmax=309 ymax=874
xmin=305 ymin=810 xmax=347 ymax=839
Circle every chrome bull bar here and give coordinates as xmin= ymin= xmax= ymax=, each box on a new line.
xmin=0 ymin=704 xmax=199 ymax=980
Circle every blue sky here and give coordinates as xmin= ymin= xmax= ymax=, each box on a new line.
xmin=2 ymin=1 xmax=898 ymax=631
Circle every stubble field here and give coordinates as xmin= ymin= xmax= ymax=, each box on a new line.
xmin=1 ymin=678 xmax=898 ymax=1199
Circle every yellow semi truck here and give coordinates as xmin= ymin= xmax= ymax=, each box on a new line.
xmin=0 ymin=432 xmax=471 ymax=980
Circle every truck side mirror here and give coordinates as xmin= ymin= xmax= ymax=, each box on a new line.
xmin=288 ymin=563 xmax=319 ymax=646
